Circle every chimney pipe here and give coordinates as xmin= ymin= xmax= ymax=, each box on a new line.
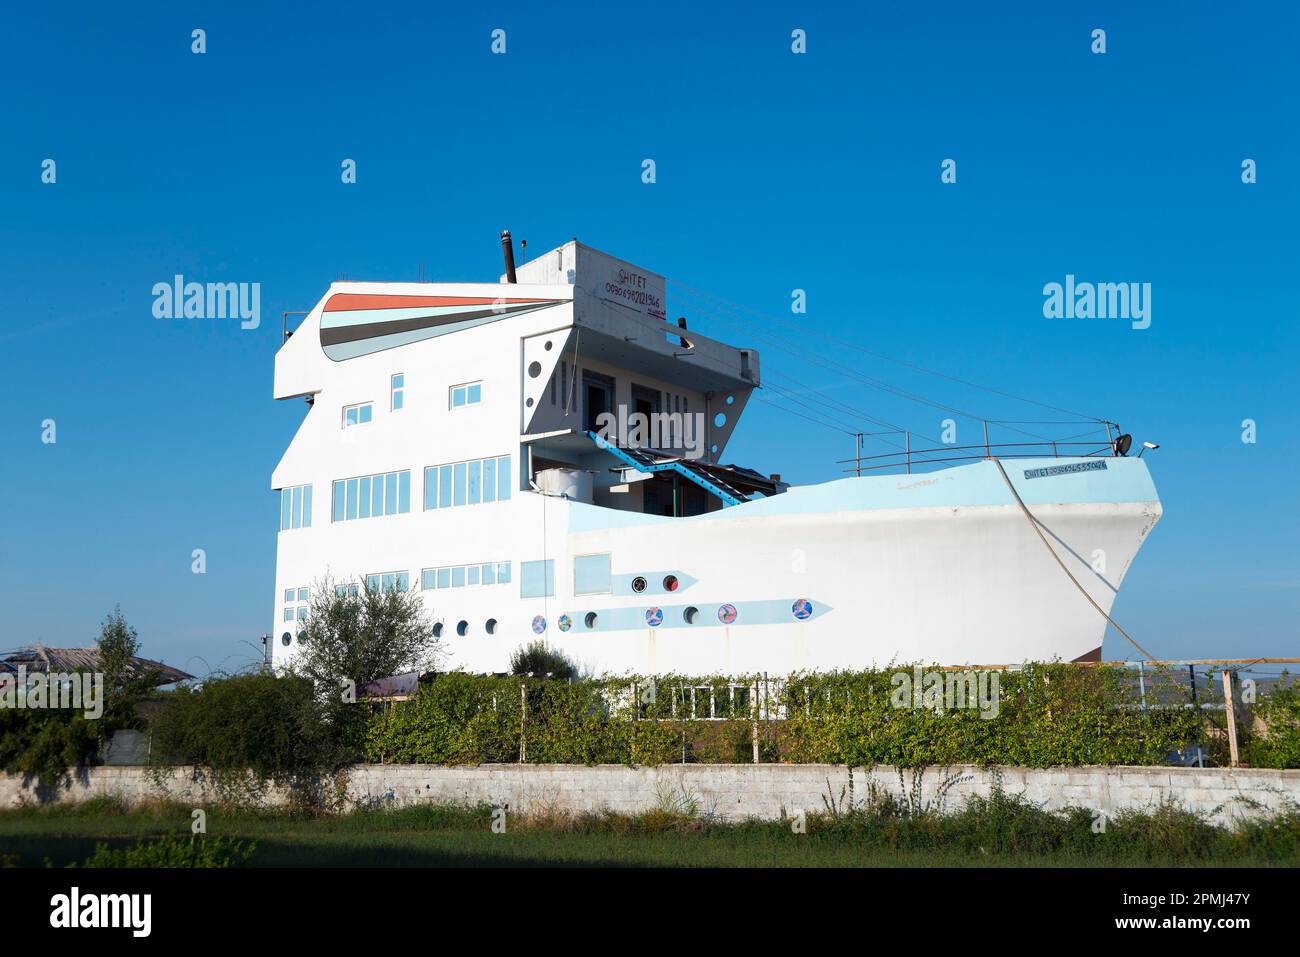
xmin=500 ymin=229 xmax=517 ymax=283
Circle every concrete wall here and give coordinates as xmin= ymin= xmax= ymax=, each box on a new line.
xmin=4 ymin=764 xmax=1298 ymax=826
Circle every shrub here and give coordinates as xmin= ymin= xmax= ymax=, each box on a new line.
xmin=81 ymin=834 xmax=255 ymax=868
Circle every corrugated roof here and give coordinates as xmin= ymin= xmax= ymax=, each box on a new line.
xmin=1 ymin=646 xmax=192 ymax=686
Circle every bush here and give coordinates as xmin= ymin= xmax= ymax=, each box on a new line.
xmin=81 ymin=834 xmax=255 ymax=868
xmin=149 ymin=672 xmax=360 ymax=803
xmin=1244 ymin=679 xmax=1300 ymax=769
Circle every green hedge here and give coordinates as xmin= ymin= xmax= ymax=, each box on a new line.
xmin=364 ymin=664 xmax=1222 ymax=768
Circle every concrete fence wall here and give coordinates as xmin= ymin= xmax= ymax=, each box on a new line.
xmin=3 ymin=764 xmax=1297 ymax=825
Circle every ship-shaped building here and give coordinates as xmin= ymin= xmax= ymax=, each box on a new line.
xmin=271 ymin=236 xmax=1162 ymax=674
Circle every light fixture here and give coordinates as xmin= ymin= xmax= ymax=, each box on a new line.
xmin=1138 ymin=441 xmax=1160 ymax=458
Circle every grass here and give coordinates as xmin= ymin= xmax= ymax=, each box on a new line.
xmin=0 ymin=793 xmax=1297 ymax=868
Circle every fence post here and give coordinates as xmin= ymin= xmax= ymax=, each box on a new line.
xmin=752 ymin=679 xmax=760 ymax=764
xmin=1137 ymin=660 xmax=1148 ymax=716
xmin=1189 ymin=665 xmax=1204 ymax=768
xmin=1221 ymin=670 xmax=1240 ymax=768
xmin=519 ymin=681 xmax=527 ymax=764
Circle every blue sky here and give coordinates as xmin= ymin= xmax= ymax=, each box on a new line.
xmin=1 ymin=1 xmax=1296 ymax=673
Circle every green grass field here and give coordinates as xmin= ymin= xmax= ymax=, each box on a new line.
xmin=1 ymin=796 xmax=1297 ymax=868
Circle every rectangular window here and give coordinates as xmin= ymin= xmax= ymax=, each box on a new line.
xmin=296 ymin=606 xmax=308 ymax=620
xmin=391 ymin=373 xmax=404 ymax=411
xmin=481 ymin=563 xmax=495 ymax=585
xmin=280 ymin=484 xmax=312 ymax=530
xmin=498 ymin=562 xmax=511 ymax=584
xmin=452 ymin=566 xmax=465 ymax=588
xmin=284 ymin=588 xmax=294 ymax=603
xmin=482 ymin=458 xmax=496 ymax=503
xmin=343 ymin=402 xmax=373 ymax=428
xmin=438 ymin=465 xmax=452 ymax=508
xmin=453 ymin=462 xmax=467 ymax=507
xmin=331 ymin=471 xmax=411 ymax=522
xmin=497 ymin=455 xmax=511 ymax=500
xmin=521 ymin=559 xmax=554 ymax=598
xmin=467 ymin=459 xmax=481 ymax=505
xmin=468 ymin=565 xmax=480 ymax=585
xmin=450 ymin=381 xmax=482 ymax=409
xmin=422 ymin=562 xmax=509 ymax=590
xmin=424 ymin=467 xmax=438 ymax=511
xmin=283 ymin=608 xmax=294 ymax=622
xmin=437 ymin=567 xmax=451 ymax=589
xmin=297 ymin=587 xmax=309 ymax=602
xmin=574 ymin=553 xmax=612 ymax=595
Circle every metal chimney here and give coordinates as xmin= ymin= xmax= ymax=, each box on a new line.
xmin=500 ymin=229 xmax=517 ymax=283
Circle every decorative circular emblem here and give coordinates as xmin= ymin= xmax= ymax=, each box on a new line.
xmin=662 ymin=575 xmax=679 ymax=592
xmin=717 ymin=603 xmax=738 ymax=625
xmin=792 ymin=598 xmax=813 ymax=620
xmin=558 ymin=614 xmax=573 ymax=632
xmin=645 ymin=606 xmax=664 ymax=627
xmin=631 ymin=576 xmax=648 ymax=593
xmin=531 ymin=615 xmax=546 ymax=634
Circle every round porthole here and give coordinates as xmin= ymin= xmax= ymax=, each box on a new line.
xmin=528 ymin=361 xmax=542 ymax=378
xmin=584 ymin=612 xmax=599 ymax=629
xmin=710 ymin=444 xmax=718 ymax=454
xmin=456 ymin=620 xmax=469 ymax=637
xmin=683 ymin=606 xmax=699 ymax=624
xmin=281 ymin=632 xmax=292 ymax=647
xmin=725 ymin=394 xmax=735 ymax=405
xmin=631 ymin=576 xmax=648 ymax=593
xmin=432 ymin=622 xmax=443 ymax=639
xmin=663 ymin=575 xmax=679 ymax=592
xmin=526 ymin=397 xmax=534 ymax=407
xmin=485 ymin=618 xmax=498 ymax=635
xmin=544 ymin=340 xmax=553 ymax=351
xmin=714 ymin=412 xmax=727 ymax=428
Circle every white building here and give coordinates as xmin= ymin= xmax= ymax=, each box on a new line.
xmin=271 ymin=237 xmax=1162 ymax=675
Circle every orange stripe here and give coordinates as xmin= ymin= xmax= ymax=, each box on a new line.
xmin=324 ymin=294 xmax=557 ymax=312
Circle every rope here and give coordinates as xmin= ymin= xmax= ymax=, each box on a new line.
xmin=990 ymin=457 xmax=1156 ymax=661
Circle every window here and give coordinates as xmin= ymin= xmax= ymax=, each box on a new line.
xmin=451 ymin=381 xmax=482 ymax=408
xmin=297 ymin=587 xmax=309 ymax=602
xmin=365 ymin=571 xmax=409 ymax=593
xmin=279 ymin=484 xmax=312 ymax=530
xmin=422 ymin=562 xmax=512 ymax=590
xmin=342 ymin=402 xmax=373 ymax=428
xmin=391 ymin=374 xmax=405 ymax=411
xmin=574 ymin=554 xmax=612 ymax=595
xmin=424 ymin=456 xmax=510 ymax=510
xmin=332 ymin=471 xmax=410 ymax=522
xmin=521 ymin=560 xmax=555 ymax=599
xmin=334 ymin=583 xmax=360 ymax=597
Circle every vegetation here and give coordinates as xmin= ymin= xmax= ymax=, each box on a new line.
xmin=365 ymin=665 xmax=1216 ymax=767
xmin=1244 ymin=675 xmax=1300 ymax=769
xmin=0 ymin=791 xmax=1295 ymax=868
xmin=290 ymin=576 xmax=445 ymax=690
xmin=0 ymin=607 xmax=153 ymax=787
xmin=510 ymin=641 xmax=579 ymax=681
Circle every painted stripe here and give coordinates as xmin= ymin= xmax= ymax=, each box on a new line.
xmin=324 ymin=293 xmax=557 ymax=312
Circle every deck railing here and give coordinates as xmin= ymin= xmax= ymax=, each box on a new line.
xmin=837 ymin=423 xmax=1122 ymax=476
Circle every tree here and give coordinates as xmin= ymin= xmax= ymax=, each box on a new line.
xmin=509 ymin=640 xmax=578 ymax=681
xmin=290 ymin=577 xmax=444 ymax=690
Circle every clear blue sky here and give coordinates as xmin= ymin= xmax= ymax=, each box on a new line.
xmin=1 ymin=1 xmax=1295 ymax=674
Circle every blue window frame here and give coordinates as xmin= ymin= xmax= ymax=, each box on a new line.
xmin=280 ymin=484 xmax=312 ymax=530
xmin=343 ymin=403 xmax=373 ymax=428
xmin=574 ymin=553 xmax=612 ymax=595
xmin=451 ymin=381 xmax=482 ymax=408
xmin=332 ymin=471 xmax=411 ymax=522
xmin=521 ymin=560 xmax=554 ymax=598
xmin=391 ymin=374 xmax=405 ymax=411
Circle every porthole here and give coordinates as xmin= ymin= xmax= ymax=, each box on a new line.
xmin=485 ymin=618 xmax=498 ymax=635
xmin=631 ymin=576 xmax=648 ymax=593
xmin=584 ymin=612 xmax=599 ymax=629
xmin=683 ymin=606 xmax=699 ymax=624
xmin=663 ymin=575 xmax=679 ymax=592
xmin=281 ymin=632 xmax=292 ymax=647
xmin=725 ymin=394 xmax=735 ymax=405
xmin=714 ymin=412 xmax=727 ymax=428
xmin=544 ymin=340 xmax=553 ymax=351
xmin=526 ymin=397 xmax=534 ymax=407
xmin=528 ymin=361 xmax=542 ymax=378
xmin=432 ymin=622 xmax=443 ymax=638
xmin=457 ymin=620 xmax=469 ymax=637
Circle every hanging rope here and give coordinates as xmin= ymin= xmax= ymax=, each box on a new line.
xmin=990 ymin=457 xmax=1155 ymax=661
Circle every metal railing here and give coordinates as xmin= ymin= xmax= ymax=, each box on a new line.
xmin=838 ymin=423 xmax=1119 ymax=476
